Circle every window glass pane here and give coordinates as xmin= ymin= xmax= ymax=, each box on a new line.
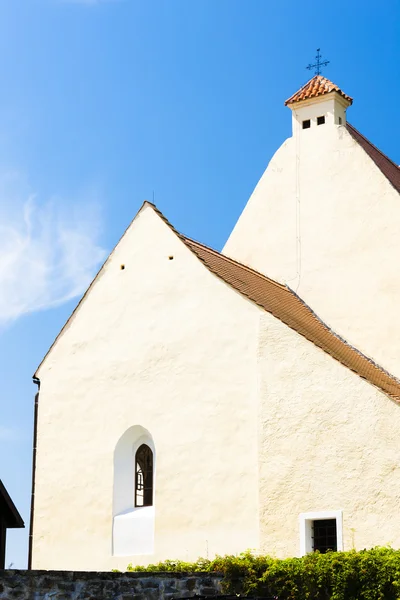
xmin=312 ymin=519 xmax=337 ymax=553
xmin=135 ymin=444 xmax=153 ymax=507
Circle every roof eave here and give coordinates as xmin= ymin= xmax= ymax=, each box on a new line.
xmin=0 ymin=481 xmax=24 ymax=529
xmin=285 ymin=89 xmax=353 ymax=108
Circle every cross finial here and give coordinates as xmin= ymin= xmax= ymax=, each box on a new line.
xmin=306 ymin=48 xmax=330 ymax=75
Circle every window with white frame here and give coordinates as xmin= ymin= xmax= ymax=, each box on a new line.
xmin=113 ymin=425 xmax=155 ymax=556
xmin=299 ymin=510 xmax=343 ymax=555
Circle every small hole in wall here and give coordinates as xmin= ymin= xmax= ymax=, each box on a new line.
xmin=120 ymin=264 xmax=125 ymax=270
xmin=302 ymin=119 xmax=311 ymax=129
xmin=317 ymin=116 xmax=325 ymax=126
xmin=168 ymin=256 xmax=174 ymax=260
xmin=338 ymin=116 xmax=342 ymax=125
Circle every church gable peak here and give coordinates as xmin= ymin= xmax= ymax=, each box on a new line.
xmin=33 ymin=201 xmax=190 ymax=378
xmin=285 ymin=75 xmax=353 ymax=107
xmin=33 ymin=201 xmax=400 ymax=403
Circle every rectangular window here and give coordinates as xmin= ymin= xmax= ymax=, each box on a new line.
xmin=299 ymin=510 xmax=343 ymax=555
xmin=317 ymin=116 xmax=325 ymax=125
xmin=312 ymin=519 xmax=337 ymax=553
xmin=302 ymin=119 xmax=311 ymax=129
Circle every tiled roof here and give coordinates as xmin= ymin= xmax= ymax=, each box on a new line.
xmin=34 ymin=201 xmax=400 ymax=404
xmin=182 ymin=235 xmax=400 ymax=403
xmin=285 ymin=75 xmax=353 ymax=106
xmin=347 ymin=123 xmax=400 ymax=193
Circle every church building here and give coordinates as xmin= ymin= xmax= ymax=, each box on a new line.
xmin=29 ymin=75 xmax=400 ymax=572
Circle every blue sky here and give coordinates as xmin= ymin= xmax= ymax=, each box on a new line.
xmin=1 ymin=0 xmax=399 ymax=568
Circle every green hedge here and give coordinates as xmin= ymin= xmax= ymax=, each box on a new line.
xmin=127 ymin=547 xmax=400 ymax=599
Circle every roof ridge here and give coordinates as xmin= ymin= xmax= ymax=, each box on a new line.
xmin=33 ymin=201 xmax=400 ymax=402
xmin=183 ymin=236 xmax=287 ymax=291
xmin=347 ymin=123 xmax=400 ymax=171
xmin=185 ymin=236 xmax=400 ymax=402
xmin=346 ymin=123 xmax=400 ymax=193
xmin=288 ymin=287 xmax=400 ymax=384
xmin=187 ymin=237 xmax=400 ymax=385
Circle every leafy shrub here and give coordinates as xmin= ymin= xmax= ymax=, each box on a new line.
xmin=126 ymin=547 xmax=400 ymax=599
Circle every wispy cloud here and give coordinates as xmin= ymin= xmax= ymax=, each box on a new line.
xmin=0 ymin=173 xmax=107 ymax=326
xmin=0 ymin=426 xmax=24 ymax=442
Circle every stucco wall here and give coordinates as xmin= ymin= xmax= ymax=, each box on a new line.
xmin=257 ymin=311 xmax=400 ymax=557
xmin=32 ymin=205 xmax=261 ymax=571
xmin=223 ymin=115 xmax=400 ymax=377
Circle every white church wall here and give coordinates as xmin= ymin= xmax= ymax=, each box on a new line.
xmin=223 ymin=121 xmax=400 ymax=377
xmin=113 ymin=507 xmax=154 ymax=557
xmin=290 ymin=94 xmax=348 ymax=134
xmin=257 ymin=311 xmax=400 ymax=558
xmin=32 ymin=204 xmax=261 ymax=571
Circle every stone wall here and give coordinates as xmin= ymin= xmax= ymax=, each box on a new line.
xmin=0 ymin=570 xmax=223 ymax=600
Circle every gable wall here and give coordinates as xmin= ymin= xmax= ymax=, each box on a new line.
xmin=223 ymin=123 xmax=400 ymax=377
xmin=32 ymin=205 xmax=261 ymax=571
xmin=257 ymin=311 xmax=400 ymax=557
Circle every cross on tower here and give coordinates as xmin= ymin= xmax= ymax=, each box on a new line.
xmin=306 ymin=48 xmax=330 ymax=75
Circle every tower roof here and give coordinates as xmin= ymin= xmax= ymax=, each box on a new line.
xmin=285 ymin=75 xmax=353 ymax=106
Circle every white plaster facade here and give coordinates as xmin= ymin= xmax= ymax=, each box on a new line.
xmin=31 ymin=79 xmax=400 ymax=571
xmin=32 ymin=205 xmax=261 ymax=571
xmin=223 ymin=91 xmax=400 ymax=376
xmin=257 ymin=311 xmax=400 ymax=557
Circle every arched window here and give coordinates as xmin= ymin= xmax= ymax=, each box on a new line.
xmin=135 ymin=444 xmax=153 ymax=507
xmin=113 ymin=427 xmax=155 ymax=556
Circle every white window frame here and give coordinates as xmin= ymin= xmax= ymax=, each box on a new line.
xmin=299 ymin=510 xmax=343 ymax=556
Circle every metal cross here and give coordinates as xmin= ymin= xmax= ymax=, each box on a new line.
xmin=306 ymin=48 xmax=330 ymax=75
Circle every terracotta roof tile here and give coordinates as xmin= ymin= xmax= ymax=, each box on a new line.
xmin=285 ymin=75 xmax=353 ymax=106
xmin=34 ymin=201 xmax=400 ymax=404
xmin=183 ymin=236 xmax=400 ymax=403
xmin=347 ymin=123 xmax=400 ymax=193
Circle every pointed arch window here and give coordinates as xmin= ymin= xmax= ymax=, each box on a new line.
xmin=135 ymin=444 xmax=153 ymax=507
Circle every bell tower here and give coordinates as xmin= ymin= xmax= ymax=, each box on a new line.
xmin=285 ymin=75 xmax=353 ymax=136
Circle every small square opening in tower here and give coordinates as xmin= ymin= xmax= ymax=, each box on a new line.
xmin=302 ymin=119 xmax=311 ymax=129
xmin=317 ymin=116 xmax=325 ymax=126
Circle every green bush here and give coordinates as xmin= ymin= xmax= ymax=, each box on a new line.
xmin=126 ymin=547 xmax=400 ymax=599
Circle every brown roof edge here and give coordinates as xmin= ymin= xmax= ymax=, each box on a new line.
xmin=182 ymin=236 xmax=288 ymax=291
xmin=183 ymin=236 xmax=400 ymax=403
xmin=346 ymin=123 xmax=400 ymax=193
xmin=289 ymin=286 xmax=400 ymax=387
xmin=33 ymin=200 xmax=400 ymax=404
xmin=0 ymin=480 xmax=24 ymax=528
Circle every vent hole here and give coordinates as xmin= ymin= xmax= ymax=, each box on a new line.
xmin=338 ymin=116 xmax=342 ymax=125
xmin=317 ymin=116 xmax=325 ymax=126
xmin=302 ymin=119 xmax=311 ymax=129
xmin=120 ymin=264 xmax=125 ymax=270
xmin=168 ymin=256 xmax=174 ymax=260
